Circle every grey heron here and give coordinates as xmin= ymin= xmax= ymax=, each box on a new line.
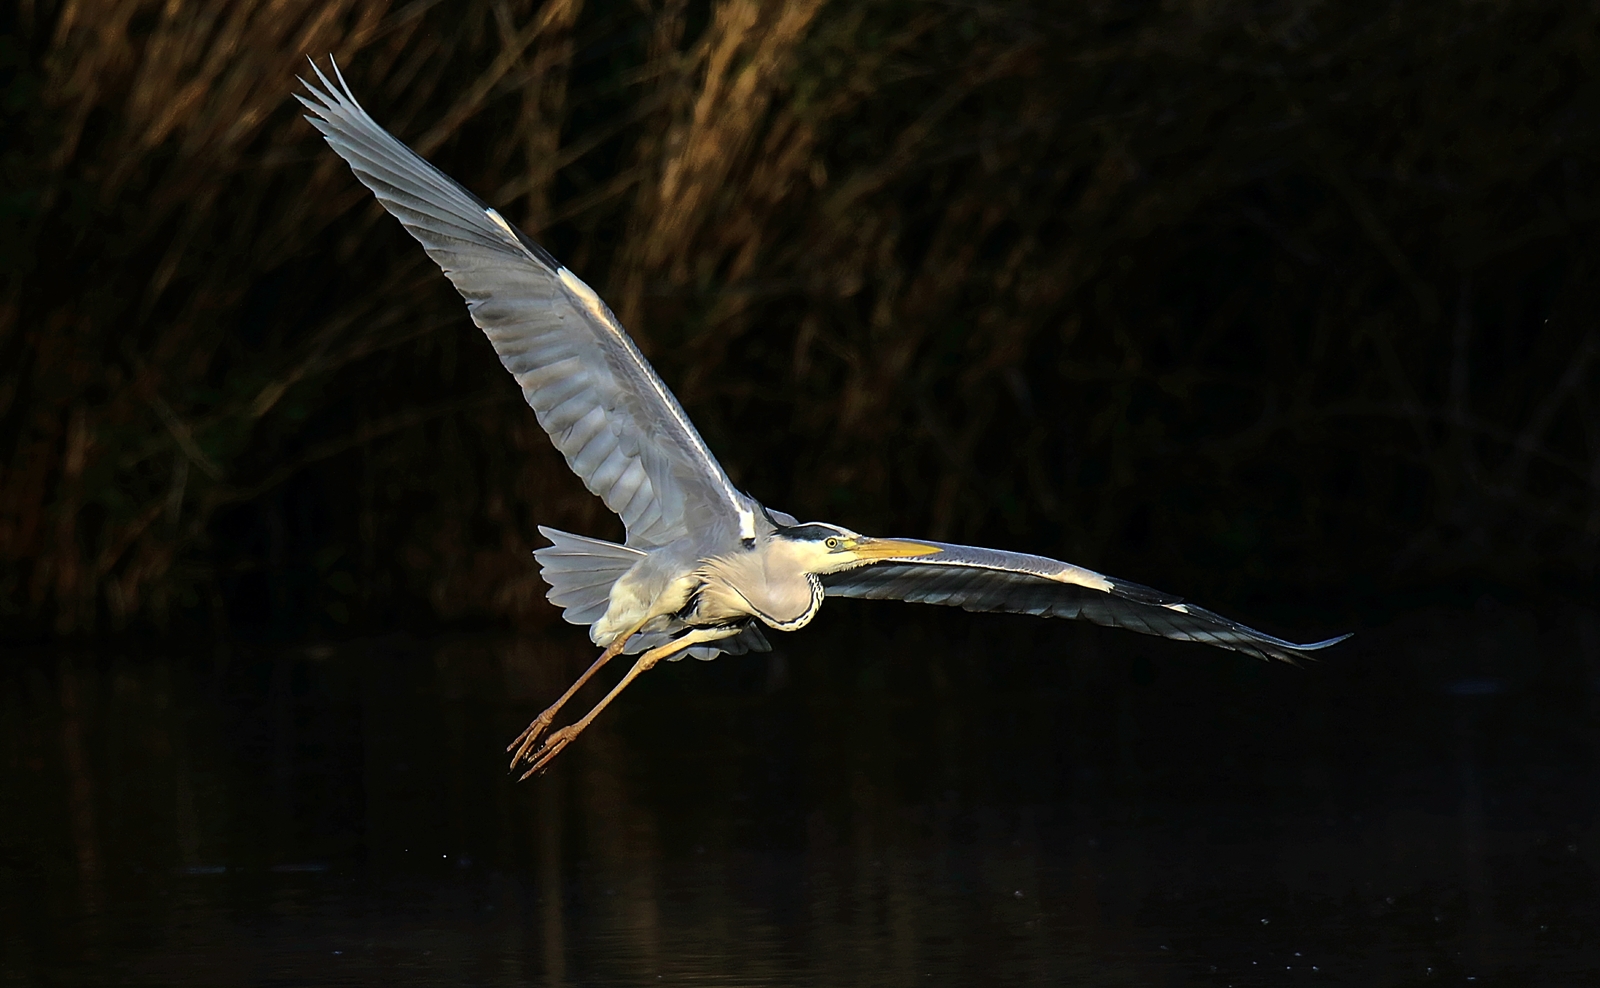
xmin=297 ymin=61 xmax=1349 ymax=778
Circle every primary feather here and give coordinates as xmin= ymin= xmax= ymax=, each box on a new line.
xmin=824 ymin=541 xmax=1348 ymax=663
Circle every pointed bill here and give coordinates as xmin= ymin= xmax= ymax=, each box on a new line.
xmin=851 ymin=538 xmax=943 ymax=560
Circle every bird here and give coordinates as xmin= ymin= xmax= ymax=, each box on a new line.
xmin=297 ymin=59 xmax=1349 ymax=778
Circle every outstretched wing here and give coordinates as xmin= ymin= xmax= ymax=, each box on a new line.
xmin=298 ymin=60 xmax=749 ymax=548
xmin=822 ymin=541 xmax=1349 ymax=663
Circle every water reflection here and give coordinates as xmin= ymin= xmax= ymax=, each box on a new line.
xmin=4 ymin=605 xmax=1599 ymax=985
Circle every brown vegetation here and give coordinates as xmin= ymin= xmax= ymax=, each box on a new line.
xmin=1 ymin=0 xmax=1597 ymax=638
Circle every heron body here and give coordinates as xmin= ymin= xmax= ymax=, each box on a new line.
xmin=564 ymin=515 xmax=937 ymax=648
xmin=298 ymin=60 xmax=1350 ymax=777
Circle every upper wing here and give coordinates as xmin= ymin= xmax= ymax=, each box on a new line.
xmin=822 ymin=540 xmax=1349 ymax=663
xmin=297 ymin=60 xmax=749 ymax=547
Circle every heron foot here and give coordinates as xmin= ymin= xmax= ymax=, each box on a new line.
xmin=507 ymin=625 xmax=739 ymax=779
xmin=516 ymin=724 xmax=585 ymax=779
xmin=504 ymin=625 xmax=647 ymax=774
xmin=506 ymin=709 xmax=560 ymax=769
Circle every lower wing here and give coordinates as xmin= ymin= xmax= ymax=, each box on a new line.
xmin=820 ymin=540 xmax=1349 ymax=664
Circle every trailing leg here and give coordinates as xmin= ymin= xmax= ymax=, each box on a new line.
xmin=513 ymin=626 xmax=738 ymax=779
xmin=506 ymin=619 xmax=647 ymax=769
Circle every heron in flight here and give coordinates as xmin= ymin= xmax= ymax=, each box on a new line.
xmin=298 ymin=61 xmax=1348 ymax=778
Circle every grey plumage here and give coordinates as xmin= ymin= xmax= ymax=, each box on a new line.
xmin=821 ymin=541 xmax=1343 ymax=663
xmin=296 ymin=59 xmax=1348 ymax=775
xmin=534 ymin=527 xmax=645 ymax=627
xmin=296 ymin=59 xmax=745 ymax=550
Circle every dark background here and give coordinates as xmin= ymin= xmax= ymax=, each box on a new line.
xmin=3 ymin=1 xmax=1600 ymax=985
xmin=2 ymin=0 xmax=1597 ymax=640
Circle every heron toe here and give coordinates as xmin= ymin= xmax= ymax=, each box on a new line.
xmin=519 ymin=725 xmax=583 ymax=779
xmin=507 ymin=710 xmax=559 ymax=767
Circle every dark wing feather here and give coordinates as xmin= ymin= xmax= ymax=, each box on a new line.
xmin=822 ymin=541 xmax=1349 ymax=663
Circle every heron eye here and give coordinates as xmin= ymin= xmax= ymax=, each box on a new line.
xmin=824 ymin=537 xmax=840 ymax=550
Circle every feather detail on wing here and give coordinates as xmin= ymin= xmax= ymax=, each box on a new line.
xmin=821 ymin=541 xmax=1349 ymax=663
xmin=297 ymin=59 xmax=747 ymax=547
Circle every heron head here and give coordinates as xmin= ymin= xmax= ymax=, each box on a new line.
xmin=772 ymin=521 xmax=942 ymax=574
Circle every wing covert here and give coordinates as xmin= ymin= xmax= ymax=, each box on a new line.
xmin=298 ymin=60 xmax=747 ymax=547
xmin=822 ymin=540 xmax=1349 ymax=663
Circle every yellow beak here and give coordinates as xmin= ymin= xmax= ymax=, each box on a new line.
xmin=850 ymin=537 xmax=942 ymax=560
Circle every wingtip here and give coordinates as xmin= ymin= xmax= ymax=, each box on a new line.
xmin=301 ymin=54 xmax=334 ymax=87
xmin=330 ymin=54 xmax=353 ymax=95
xmin=308 ymin=56 xmax=338 ymax=98
xmin=1300 ymin=631 xmax=1354 ymax=651
xmin=1264 ymin=630 xmax=1351 ymax=666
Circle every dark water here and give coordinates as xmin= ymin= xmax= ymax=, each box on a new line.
xmin=4 ymin=602 xmax=1599 ymax=986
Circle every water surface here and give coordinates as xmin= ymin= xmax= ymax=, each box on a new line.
xmin=4 ymin=604 xmax=1598 ymax=985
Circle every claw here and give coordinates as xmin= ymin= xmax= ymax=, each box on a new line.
xmin=516 ymin=725 xmax=581 ymax=779
xmin=507 ymin=625 xmax=739 ymax=778
xmin=506 ymin=709 xmax=558 ymax=769
xmin=504 ymin=625 xmax=646 ymax=774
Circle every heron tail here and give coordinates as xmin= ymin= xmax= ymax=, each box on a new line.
xmin=533 ymin=526 xmax=646 ymax=627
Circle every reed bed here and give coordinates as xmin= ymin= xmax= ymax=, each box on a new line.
xmin=2 ymin=0 xmax=1597 ymax=638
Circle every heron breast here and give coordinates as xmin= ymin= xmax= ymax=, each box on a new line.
xmin=694 ymin=556 xmax=822 ymax=631
xmin=740 ymin=572 xmax=823 ymax=631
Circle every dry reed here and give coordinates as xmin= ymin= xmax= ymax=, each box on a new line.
xmin=2 ymin=0 xmax=1597 ymax=638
